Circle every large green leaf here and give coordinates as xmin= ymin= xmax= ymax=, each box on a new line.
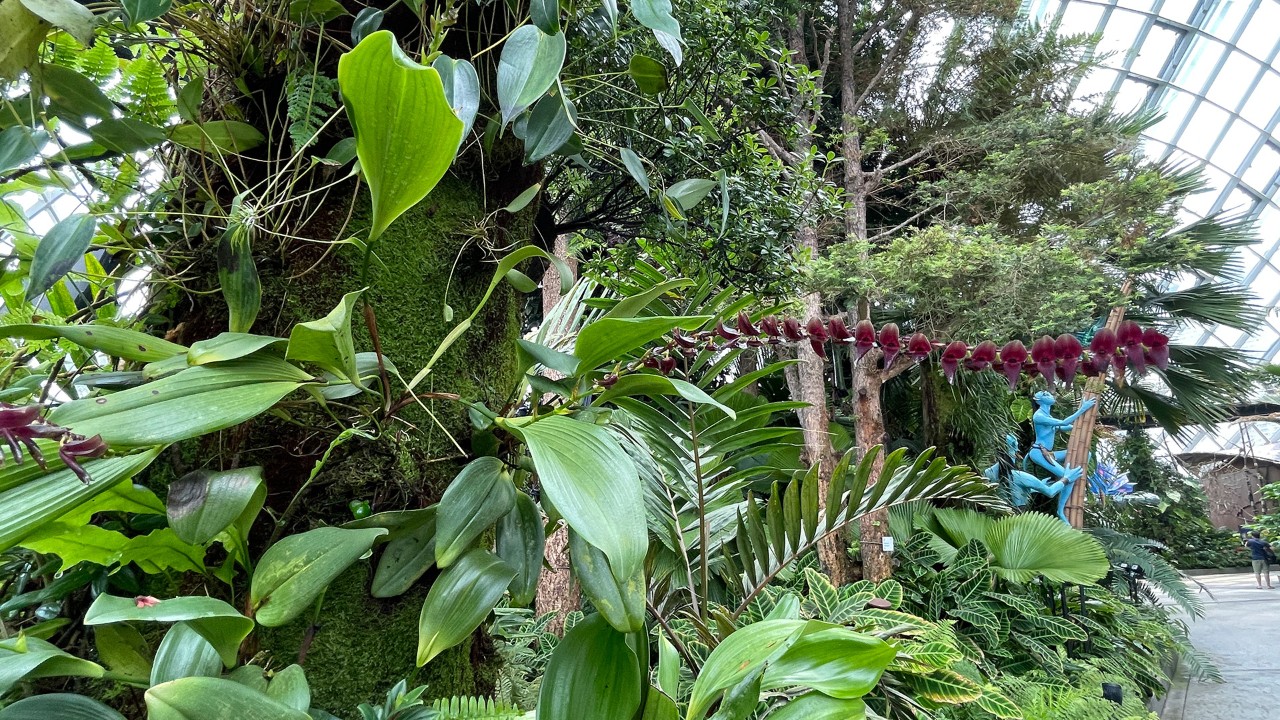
xmin=0 ymin=0 xmax=47 ymax=82
xmin=167 ymin=467 xmax=265 ymax=545
xmin=26 ymin=212 xmax=95 ymax=300
xmin=145 ymin=677 xmax=312 ymax=720
xmin=595 ymin=373 xmax=735 ymax=417
xmin=432 ymin=54 xmax=479 ymax=144
xmin=121 ymin=0 xmax=171 ymax=24
xmin=523 ymin=92 xmax=577 ymax=163
xmin=0 ymin=323 xmax=187 ymax=362
xmin=0 ymin=635 xmax=104 ymax=695
xmin=0 ymin=125 xmax=48 ymax=173
xmin=536 ymin=614 xmax=642 ymax=720
xmin=0 ymin=693 xmax=126 ymax=720
xmin=150 ymin=623 xmax=222 ymax=685
xmin=285 ymin=289 xmax=365 ymax=388
xmin=18 ymin=0 xmax=92 ymax=45
xmin=495 ymin=490 xmax=544 ymax=606
xmin=116 ymin=528 xmax=206 ymax=573
xmin=767 ymin=694 xmax=866 ymax=720
xmin=630 ymin=0 xmax=682 ymax=64
xmin=83 ymin=594 xmax=253 ymax=668
xmin=573 ymin=316 xmax=708 ymax=373
xmin=512 ymin=416 xmax=646 ymax=582
xmin=686 ymin=620 xmax=808 ymax=720
xmin=250 ymin=526 xmax=388 ymax=626
xmin=187 ymin=333 xmax=287 ymax=365
xmin=19 ymin=522 xmax=128 ymax=566
xmin=435 ymin=456 xmax=514 ymax=567
xmin=628 ymin=54 xmax=668 ymax=95
xmin=416 ymin=548 xmax=515 ymax=666
xmin=0 ymin=448 xmax=160 ymax=552
xmin=338 ymin=30 xmax=463 ymax=241
xmin=496 ymin=25 xmax=566 ymax=125
xmin=265 ymin=664 xmax=310 ymax=711
xmin=985 ymin=511 xmax=1109 ymax=584
xmin=47 ymin=356 xmax=309 ymax=446
xmin=94 ymin=623 xmax=152 ymax=684
xmin=370 ymin=508 xmax=436 ymax=598
xmin=568 ymin=530 xmax=645 ymax=633
xmin=760 ymin=625 xmax=895 ymax=699
xmin=167 ymin=122 xmax=265 ymax=154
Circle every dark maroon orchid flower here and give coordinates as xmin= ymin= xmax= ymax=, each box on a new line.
xmin=806 ymin=318 xmax=829 ymax=356
xmin=1090 ymin=328 xmax=1117 ymax=373
xmin=59 ymin=435 xmax=107 ymax=483
xmin=1031 ymin=335 xmax=1057 ymax=388
xmin=879 ymin=324 xmax=902 ymax=367
xmin=827 ymin=317 xmax=853 ymax=343
xmin=736 ymin=312 xmax=759 ymax=336
xmin=854 ymin=320 xmax=877 ymax=359
xmin=782 ymin=317 xmax=806 ymax=342
xmin=998 ymin=340 xmax=1027 ymax=390
xmin=1055 ymin=334 xmax=1083 ymax=386
xmin=715 ymin=319 xmax=741 ymax=341
xmin=907 ymin=333 xmax=932 ymax=362
xmin=760 ymin=316 xmax=781 ymax=338
xmin=941 ymin=341 xmax=968 ymax=384
xmin=672 ymin=330 xmax=698 ymax=350
xmin=659 ymin=356 xmax=677 ymax=375
xmin=966 ymin=340 xmax=998 ymax=372
xmin=1143 ymin=328 xmax=1170 ymax=371
xmin=1118 ymin=321 xmax=1146 ymax=374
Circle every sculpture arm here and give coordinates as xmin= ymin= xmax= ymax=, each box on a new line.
xmin=1062 ymin=399 xmax=1097 ymax=425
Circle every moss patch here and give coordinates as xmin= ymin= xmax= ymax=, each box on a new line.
xmin=257 ymin=562 xmax=498 ymax=717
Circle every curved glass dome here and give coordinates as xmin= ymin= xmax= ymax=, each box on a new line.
xmin=1027 ymin=0 xmax=1280 ymax=452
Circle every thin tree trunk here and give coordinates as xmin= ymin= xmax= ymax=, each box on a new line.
xmin=852 ymin=348 xmax=894 ymax=581
xmin=535 ymin=234 xmax=579 ymax=633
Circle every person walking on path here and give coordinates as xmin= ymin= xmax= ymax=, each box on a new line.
xmin=1246 ymin=531 xmax=1274 ymax=589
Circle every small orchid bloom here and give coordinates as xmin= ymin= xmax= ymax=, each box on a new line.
xmin=1090 ymin=328 xmax=1117 ymax=373
xmin=853 ymin=320 xmax=877 ymax=359
xmin=940 ymin=341 xmax=968 ymax=384
xmin=759 ymin=316 xmax=781 ymax=338
xmin=966 ymin=340 xmax=997 ymax=372
xmin=1118 ymin=321 xmax=1146 ymax=374
xmin=907 ymin=333 xmax=932 ymax=362
xmin=1055 ymin=334 xmax=1083 ymax=386
xmin=736 ymin=312 xmax=759 ymax=336
xmin=827 ymin=317 xmax=853 ymax=343
xmin=782 ymin=317 xmax=806 ymax=342
xmin=1143 ymin=328 xmax=1170 ymax=371
xmin=714 ymin=319 xmax=741 ymax=341
xmin=1031 ymin=335 xmax=1057 ymax=388
xmin=998 ymin=340 xmax=1027 ymax=390
xmin=135 ymin=596 xmax=161 ymax=609
xmin=879 ymin=324 xmax=902 ymax=367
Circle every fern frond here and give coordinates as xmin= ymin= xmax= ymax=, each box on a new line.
xmin=121 ymin=57 xmax=174 ymax=124
xmin=429 ymin=696 xmax=525 ymax=719
xmin=286 ymin=71 xmax=339 ymax=150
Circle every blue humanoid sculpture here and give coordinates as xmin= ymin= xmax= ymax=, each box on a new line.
xmin=1025 ymin=391 xmax=1095 ymax=521
xmin=985 ymin=434 xmax=1069 ymax=521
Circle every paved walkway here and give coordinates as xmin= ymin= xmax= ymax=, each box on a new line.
xmin=1157 ymin=572 xmax=1280 ymax=719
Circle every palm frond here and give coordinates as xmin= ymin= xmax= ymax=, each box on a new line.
xmin=1085 ymin=527 xmax=1205 ymax=617
xmin=1141 ymin=282 xmax=1264 ymax=331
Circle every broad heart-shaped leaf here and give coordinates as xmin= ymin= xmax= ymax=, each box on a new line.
xmin=286 ymin=289 xmax=364 ymax=388
xmin=150 ymin=622 xmax=222 ymax=685
xmin=0 ymin=447 xmax=161 ymax=552
xmin=432 ymin=54 xmax=479 ymax=145
xmin=568 ymin=530 xmax=645 ymax=633
xmin=18 ymin=0 xmax=92 ymax=45
xmin=0 ymin=693 xmax=126 ymax=720
xmin=512 ymin=416 xmax=645 ymax=581
xmin=761 ymin=625 xmax=896 ymax=699
xmin=47 ymin=356 xmax=310 ymax=447
xmin=167 ymin=466 xmax=265 ymax=545
xmin=0 ymin=124 xmax=48 ymax=174
xmin=524 ymin=92 xmax=576 ymax=163
xmin=985 ymin=511 xmax=1109 ymax=584
xmin=628 ymin=54 xmax=668 ymax=95
xmin=495 ymin=490 xmax=544 ymax=606
xmin=26 ymin=212 xmax=95 ymax=300
xmin=83 ymin=594 xmax=253 ymax=668
xmin=496 ymin=25 xmax=566 ymax=125
xmin=167 ymin=121 xmax=265 ymax=154
xmin=596 ymin=373 xmax=736 ymax=417
xmin=121 ymin=0 xmax=171 ymax=24
xmin=0 ymin=322 xmax=187 ymax=362
xmin=767 ymin=694 xmax=866 ymax=720
xmin=573 ymin=316 xmax=709 ymax=373
xmin=530 ymin=0 xmax=558 ymax=33
xmin=146 ymin=677 xmax=311 ymax=720
xmin=631 ymin=0 xmax=682 ymax=64
xmin=250 ymin=526 xmax=388 ymax=626
xmin=338 ymin=30 xmax=463 ymax=241
xmin=0 ymin=635 xmax=104 ymax=695
xmin=371 ymin=507 xmax=437 ymax=598
xmin=416 ymin=548 xmax=515 ymax=666
xmin=536 ymin=614 xmax=642 ymax=720
xmin=435 ymin=456 xmax=514 ymax=567
xmin=0 ymin=0 xmax=47 ymax=83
